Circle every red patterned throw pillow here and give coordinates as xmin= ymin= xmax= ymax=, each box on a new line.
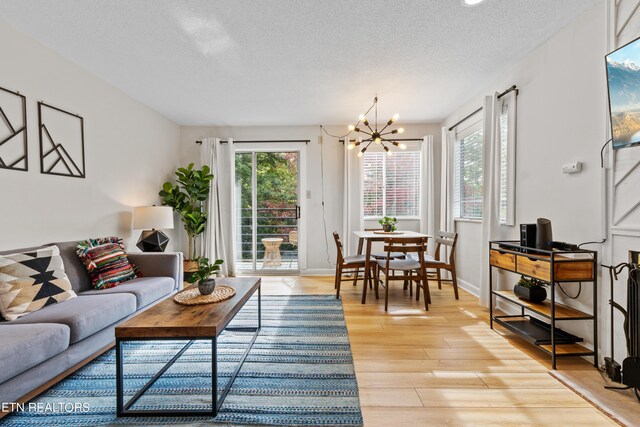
xmin=76 ymin=237 xmax=140 ymax=289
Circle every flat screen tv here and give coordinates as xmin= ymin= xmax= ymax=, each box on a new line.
xmin=607 ymin=36 xmax=640 ymax=150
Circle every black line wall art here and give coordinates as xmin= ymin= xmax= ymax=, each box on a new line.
xmin=0 ymin=86 xmax=28 ymax=171
xmin=38 ymin=101 xmax=85 ymax=178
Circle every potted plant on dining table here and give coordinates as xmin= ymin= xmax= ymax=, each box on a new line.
xmin=378 ymin=216 xmax=398 ymax=232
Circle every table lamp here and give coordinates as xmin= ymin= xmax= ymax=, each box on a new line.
xmin=133 ymin=206 xmax=174 ymax=252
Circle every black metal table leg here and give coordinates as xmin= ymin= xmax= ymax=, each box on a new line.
xmin=116 ymin=338 xmax=123 ymax=417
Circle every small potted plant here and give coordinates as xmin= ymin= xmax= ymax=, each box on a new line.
xmin=514 ymin=275 xmax=547 ymax=303
xmin=378 ymin=216 xmax=398 ymax=232
xmin=187 ymin=257 xmax=224 ymax=295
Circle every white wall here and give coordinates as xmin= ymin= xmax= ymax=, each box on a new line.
xmin=179 ymin=123 xmax=441 ymax=273
xmin=0 ymin=19 xmax=181 ymax=251
xmin=606 ymin=0 xmax=640 ymax=365
xmin=443 ymin=2 xmax=608 ymax=348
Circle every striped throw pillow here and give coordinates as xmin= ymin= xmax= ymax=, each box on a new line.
xmin=76 ymin=237 xmax=140 ymax=289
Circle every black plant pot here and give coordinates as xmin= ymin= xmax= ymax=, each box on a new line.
xmin=198 ymin=278 xmax=216 ymax=295
xmin=514 ymin=284 xmax=547 ymax=303
xmin=383 ymin=224 xmax=393 ymax=232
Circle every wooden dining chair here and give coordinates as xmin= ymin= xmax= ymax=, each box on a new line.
xmin=351 ymin=228 xmax=407 ymax=288
xmin=333 ymin=232 xmax=376 ymax=299
xmin=425 ymin=231 xmax=459 ymax=300
xmin=375 ymin=237 xmax=430 ymax=311
xmin=364 ymin=228 xmax=407 ymax=260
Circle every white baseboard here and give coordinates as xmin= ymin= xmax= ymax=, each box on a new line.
xmin=457 ymin=277 xmax=480 ymax=297
xmin=300 ymin=269 xmax=334 ymax=276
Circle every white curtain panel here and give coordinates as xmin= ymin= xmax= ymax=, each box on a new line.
xmin=440 ymin=127 xmax=454 ymax=233
xmin=420 ymin=135 xmax=436 ymax=253
xmin=439 ymin=126 xmax=455 ymax=278
xmin=479 ymin=94 xmax=502 ymax=307
xmin=342 ymin=141 xmax=363 ymax=256
xmin=200 ymin=137 xmax=236 ymax=276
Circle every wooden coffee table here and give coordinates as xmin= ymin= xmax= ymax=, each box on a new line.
xmin=115 ymin=277 xmax=261 ymax=417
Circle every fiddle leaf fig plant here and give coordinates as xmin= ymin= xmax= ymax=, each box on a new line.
xmin=159 ymin=163 xmax=214 ymax=260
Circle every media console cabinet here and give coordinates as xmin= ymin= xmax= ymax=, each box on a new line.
xmin=489 ymin=240 xmax=598 ymax=369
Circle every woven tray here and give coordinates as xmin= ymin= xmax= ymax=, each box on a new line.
xmin=372 ymin=231 xmax=404 ymax=235
xmin=173 ymin=285 xmax=236 ymax=306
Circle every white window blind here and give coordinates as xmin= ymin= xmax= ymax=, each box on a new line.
xmin=453 ymin=120 xmax=484 ymax=220
xmin=363 ymin=151 xmax=421 ymax=218
xmin=499 ymin=92 xmax=517 ymax=226
xmin=499 ymin=111 xmax=509 ymax=224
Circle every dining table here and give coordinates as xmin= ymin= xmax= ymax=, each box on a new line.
xmin=353 ymin=230 xmax=432 ymax=304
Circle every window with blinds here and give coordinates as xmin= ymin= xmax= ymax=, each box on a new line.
xmin=363 ymin=151 xmax=421 ymax=218
xmin=499 ymin=91 xmax=517 ymax=226
xmin=453 ymin=121 xmax=484 ymax=220
xmin=499 ymin=111 xmax=509 ymax=224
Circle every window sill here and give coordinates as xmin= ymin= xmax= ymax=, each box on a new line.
xmin=364 ymin=217 xmax=421 ymax=221
xmin=454 ymin=217 xmax=482 ymax=224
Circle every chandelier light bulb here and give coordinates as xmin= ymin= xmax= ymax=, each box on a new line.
xmin=348 ymin=124 xmax=355 ymax=131
xmin=397 ymin=127 xmax=405 ymax=134
xmin=358 ymin=114 xmax=365 ymax=121
xmin=399 ymin=143 xmax=407 ymax=150
xmin=387 ymin=150 xmax=393 ymax=156
xmin=374 ymin=137 xmax=381 ymax=143
xmin=357 ymin=151 xmax=363 ymax=157
xmin=348 ymin=143 xmax=355 ymax=150
xmin=393 ymin=113 xmax=400 ymax=121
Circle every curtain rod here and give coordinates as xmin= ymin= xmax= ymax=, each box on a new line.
xmin=338 ymin=138 xmax=425 ymax=144
xmin=195 ymin=139 xmax=310 ymax=144
xmin=448 ymin=85 xmax=519 ymax=132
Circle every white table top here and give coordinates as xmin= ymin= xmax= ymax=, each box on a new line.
xmin=353 ymin=230 xmax=431 ymax=239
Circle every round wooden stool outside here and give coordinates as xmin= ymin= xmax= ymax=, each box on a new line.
xmin=262 ymin=237 xmax=283 ymax=267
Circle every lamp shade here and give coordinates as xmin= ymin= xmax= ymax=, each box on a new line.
xmin=133 ymin=206 xmax=174 ymax=230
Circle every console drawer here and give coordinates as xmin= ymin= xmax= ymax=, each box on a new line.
xmin=490 ymin=250 xmax=516 ymax=271
xmin=517 ymin=255 xmax=551 ymax=281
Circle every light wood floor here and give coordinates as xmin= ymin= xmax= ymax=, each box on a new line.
xmin=259 ymin=275 xmax=617 ymax=427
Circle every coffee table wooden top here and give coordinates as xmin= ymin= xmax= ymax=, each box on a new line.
xmin=116 ymin=277 xmax=260 ymax=339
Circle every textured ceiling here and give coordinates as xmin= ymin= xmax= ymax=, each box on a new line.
xmin=0 ymin=0 xmax=600 ymax=126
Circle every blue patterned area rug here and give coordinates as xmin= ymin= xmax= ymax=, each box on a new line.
xmin=3 ymin=295 xmax=363 ymax=426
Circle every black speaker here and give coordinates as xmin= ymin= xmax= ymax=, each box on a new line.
xmin=520 ymin=224 xmax=537 ymax=251
xmin=536 ymin=218 xmax=553 ymax=251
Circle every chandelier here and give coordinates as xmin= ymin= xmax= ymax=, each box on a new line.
xmin=347 ymin=96 xmax=406 ymax=157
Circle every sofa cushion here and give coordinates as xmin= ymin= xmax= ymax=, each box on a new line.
xmin=0 ymin=323 xmax=70 ymax=383
xmin=0 ymin=246 xmax=77 ymax=320
xmin=51 ymin=241 xmax=92 ymax=293
xmin=10 ymin=293 xmax=136 ymax=343
xmin=80 ymin=277 xmax=175 ymax=309
xmin=76 ymin=237 xmax=139 ymax=289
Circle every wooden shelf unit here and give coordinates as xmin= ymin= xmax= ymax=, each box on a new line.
xmin=489 ymin=240 xmax=598 ymax=369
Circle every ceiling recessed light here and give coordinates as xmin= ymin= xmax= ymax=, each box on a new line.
xmin=462 ymin=0 xmax=485 ymax=6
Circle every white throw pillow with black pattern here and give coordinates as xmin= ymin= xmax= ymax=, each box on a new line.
xmin=0 ymin=245 xmax=77 ymax=321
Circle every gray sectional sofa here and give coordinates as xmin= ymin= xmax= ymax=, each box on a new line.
xmin=0 ymin=241 xmax=183 ymax=404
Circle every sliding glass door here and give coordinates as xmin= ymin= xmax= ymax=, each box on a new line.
xmin=235 ymin=151 xmax=300 ymax=273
